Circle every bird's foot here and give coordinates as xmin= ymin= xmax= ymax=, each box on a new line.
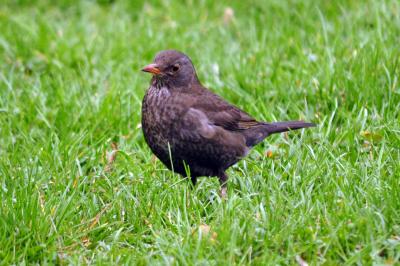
xmin=219 ymin=186 xmax=227 ymax=200
xmin=218 ymin=171 xmax=228 ymax=200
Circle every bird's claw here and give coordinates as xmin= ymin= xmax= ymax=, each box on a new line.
xmin=219 ymin=187 xmax=227 ymax=200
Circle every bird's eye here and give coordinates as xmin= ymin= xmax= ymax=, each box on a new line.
xmin=172 ymin=64 xmax=180 ymax=72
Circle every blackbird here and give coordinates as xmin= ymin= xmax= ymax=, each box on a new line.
xmin=141 ymin=50 xmax=315 ymax=197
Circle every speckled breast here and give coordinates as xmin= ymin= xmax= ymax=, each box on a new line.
xmin=141 ymin=86 xmax=182 ymax=168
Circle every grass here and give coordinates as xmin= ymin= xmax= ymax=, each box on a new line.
xmin=0 ymin=0 xmax=399 ymax=264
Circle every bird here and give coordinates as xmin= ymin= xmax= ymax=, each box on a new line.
xmin=141 ymin=50 xmax=315 ymax=198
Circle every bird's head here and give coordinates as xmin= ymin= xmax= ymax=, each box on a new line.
xmin=142 ymin=50 xmax=199 ymax=88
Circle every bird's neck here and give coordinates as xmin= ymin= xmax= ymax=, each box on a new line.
xmin=151 ymin=77 xmax=165 ymax=89
xmin=151 ymin=75 xmax=201 ymax=91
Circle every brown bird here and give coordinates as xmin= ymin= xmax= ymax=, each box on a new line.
xmin=141 ymin=50 xmax=315 ymax=197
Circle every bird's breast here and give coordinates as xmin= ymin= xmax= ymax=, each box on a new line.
xmin=142 ymin=86 xmax=179 ymax=123
xmin=142 ymin=86 xmax=183 ymax=156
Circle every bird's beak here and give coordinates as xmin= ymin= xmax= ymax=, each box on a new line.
xmin=141 ymin=63 xmax=161 ymax=75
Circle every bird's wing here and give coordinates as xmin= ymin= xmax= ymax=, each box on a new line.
xmin=178 ymin=106 xmax=248 ymax=168
xmin=191 ymin=92 xmax=262 ymax=131
xmin=175 ymin=89 xmax=263 ymax=171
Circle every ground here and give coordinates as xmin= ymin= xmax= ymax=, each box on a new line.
xmin=0 ymin=0 xmax=399 ymax=264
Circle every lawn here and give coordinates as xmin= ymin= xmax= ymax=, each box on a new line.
xmin=0 ymin=0 xmax=399 ymax=264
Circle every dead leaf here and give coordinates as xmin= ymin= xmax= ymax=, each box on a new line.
xmin=223 ymin=7 xmax=234 ymax=25
xmin=295 ymin=255 xmax=308 ymax=266
xmin=210 ymin=231 xmax=218 ymax=243
xmin=360 ymin=131 xmax=383 ymax=142
xmin=81 ymin=236 xmax=90 ymax=247
xmin=105 ymin=142 xmax=118 ymax=172
xmin=384 ymin=257 xmax=396 ymax=265
xmin=197 ymin=224 xmax=218 ymax=243
xmin=199 ymin=224 xmax=211 ymax=235
xmin=265 ymin=150 xmax=273 ymax=158
xmin=362 ymin=140 xmax=371 ymax=148
xmin=144 ymin=219 xmax=152 ymax=228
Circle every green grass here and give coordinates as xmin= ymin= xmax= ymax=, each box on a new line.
xmin=0 ymin=0 xmax=399 ymax=264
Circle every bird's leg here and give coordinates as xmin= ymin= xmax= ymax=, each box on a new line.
xmin=186 ymin=176 xmax=197 ymax=208
xmin=189 ymin=176 xmax=197 ymax=190
xmin=218 ymin=172 xmax=228 ymax=199
xmin=189 ymin=176 xmax=197 ymax=189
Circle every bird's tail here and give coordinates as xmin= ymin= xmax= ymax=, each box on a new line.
xmin=263 ymin=121 xmax=316 ymax=135
xmin=244 ymin=121 xmax=315 ymax=147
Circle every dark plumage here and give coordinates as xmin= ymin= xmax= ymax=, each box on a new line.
xmin=141 ymin=50 xmax=315 ymax=197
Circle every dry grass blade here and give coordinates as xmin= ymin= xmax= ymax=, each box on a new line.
xmin=105 ymin=142 xmax=119 ymax=172
xmin=89 ymin=203 xmax=112 ymax=230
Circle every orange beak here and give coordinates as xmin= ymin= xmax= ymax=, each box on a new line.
xmin=141 ymin=63 xmax=161 ymax=75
